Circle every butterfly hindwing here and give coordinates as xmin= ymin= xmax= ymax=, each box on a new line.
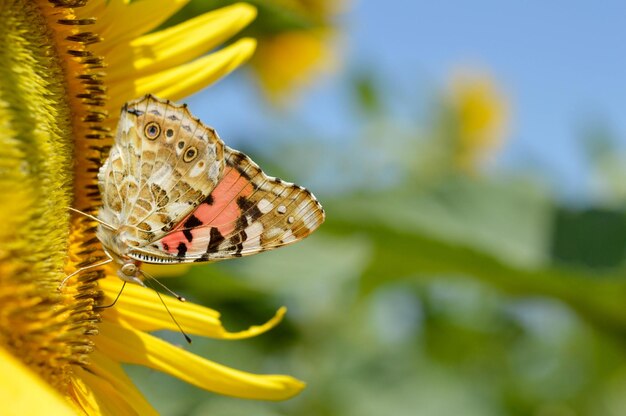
xmin=130 ymin=146 xmax=325 ymax=263
xmin=98 ymin=95 xmax=225 ymax=247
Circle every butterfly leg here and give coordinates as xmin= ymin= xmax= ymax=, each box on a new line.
xmin=58 ymin=252 xmax=113 ymax=291
xmin=94 ymin=281 xmax=126 ymax=310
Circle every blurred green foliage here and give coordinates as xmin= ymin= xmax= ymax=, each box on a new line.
xmin=132 ymin=4 xmax=626 ymax=416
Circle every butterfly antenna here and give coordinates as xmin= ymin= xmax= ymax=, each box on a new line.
xmin=95 ymin=281 xmax=126 ymax=310
xmin=67 ymin=207 xmax=116 ymax=231
xmin=139 ymin=269 xmax=186 ymax=302
xmin=141 ymin=272 xmax=191 ymax=344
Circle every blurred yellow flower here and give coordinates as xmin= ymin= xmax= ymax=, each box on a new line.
xmin=252 ymin=28 xmax=335 ymax=98
xmin=447 ymin=70 xmax=509 ymax=172
xmin=249 ymin=0 xmax=345 ymax=100
xmin=0 ymin=0 xmax=303 ymax=414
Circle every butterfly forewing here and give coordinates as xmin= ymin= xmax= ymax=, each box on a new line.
xmin=130 ymin=146 xmax=325 ymax=263
xmin=98 ymin=95 xmax=225 ymax=248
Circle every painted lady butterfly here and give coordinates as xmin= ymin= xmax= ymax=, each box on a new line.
xmin=91 ymin=95 xmax=324 ymax=286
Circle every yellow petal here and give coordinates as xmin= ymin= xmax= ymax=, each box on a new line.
xmin=96 ymin=322 xmax=305 ymax=400
xmin=105 ymin=4 xmax=257 ymax=83
xmin=80 ymin=0 xmax=191 ymax=51
xmin=107 ymin=37 xmax=256 ymax=111
xmin=88 ymin=350 xmax=158 ymax=416
xmin=99 ymin=276 xmax=286 ymax=339
xmin=0 ymin=348 xmax=76 ymax=415
xmin=70 ymin=374 xmax=104 ymax=415
xmin=73 ymin=368 xmax=143 ymax=416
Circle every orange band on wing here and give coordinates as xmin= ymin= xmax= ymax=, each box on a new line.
xmin=159 ymin=167 xmax=254 ymax=255
xmin=193 ymin=167 xmax=253 ymax=236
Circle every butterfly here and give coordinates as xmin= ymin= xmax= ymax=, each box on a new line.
xmin=89 ymin=94 xmax=324 ymax=286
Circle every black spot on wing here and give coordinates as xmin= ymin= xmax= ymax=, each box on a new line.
xmin=228 ymin=231 xmax=246 ymax=257
xmin=237 ymin=167 xmax=252 ymax=180
xmin=182 ymin=215 xmax=203 ymax=242
xmin=236 ymin=196 xmax=253 ymax=211
xmin=177 ymin=242 xmax=187 ymax=258
xmin=236 ymin=196 xmax=262 ymax=221
xmin=249 ymin=205 xmax=263 ymax=221
xmin=229 ymin=151 xmax=246 ymax=166
xmin=127 ymin=108 xmax=143 ymax=116
xmin=167 ymin=114 xmax=179 ymax=121
xmin=204 ymin=194 xmax=214 ymax=205
xmin=235 ymin=215 xmax=248 ymax=230
xmin=182 ymin=125 xmax=192 ymax=132
xmin=207 ymin=227 xmax=225 ymax=253
xmin=149 ymin=109 xmax=162 ymax=116
xmin=228 ymin=152 xmax=253 ymax=180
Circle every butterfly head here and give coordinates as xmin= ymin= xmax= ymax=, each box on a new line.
xmin=116 ymin=256 xmax=144 ymax=286
xmin=99 ymin=239 xmax=145 ymax=286
xmin=120 ymin=262 xmax=138 ymax=277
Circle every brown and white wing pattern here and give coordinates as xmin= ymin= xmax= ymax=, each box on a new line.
xmin=98 ymin=95 xmax=225 ymax=247
xmin=129 ymin=146 xmax=325 ymax=263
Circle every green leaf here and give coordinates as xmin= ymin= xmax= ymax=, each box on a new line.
xmin=320 ymin=180 xmax=626 ymax=337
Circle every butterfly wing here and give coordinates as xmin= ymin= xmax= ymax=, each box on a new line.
xmin=129 ymin=146 xmax=325 ymax=263
xmin=98 ymin=95 xmax=225 ymax=247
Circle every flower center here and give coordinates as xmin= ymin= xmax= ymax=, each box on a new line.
xmin=0 ymin=0 xmax=105 ymax=392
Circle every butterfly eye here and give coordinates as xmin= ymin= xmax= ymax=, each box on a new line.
xmin=166 ymin=128 xmax=174 ymax=138
xmin=144 ymin=122 xmax=160 ymax=140
xmin=121 ymin=263 xmax=137 ymax=276
xmin=183 ymin=146 xmax=198 ymax=162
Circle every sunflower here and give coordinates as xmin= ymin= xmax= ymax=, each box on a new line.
xmin=0 ymin=0 xmax=304 ymax=414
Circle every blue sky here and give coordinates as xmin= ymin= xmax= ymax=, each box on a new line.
xmin=364 ymin=1 xmax=626 ymax=196
xmin=193 ymin=1 xmax=626 ymax=201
